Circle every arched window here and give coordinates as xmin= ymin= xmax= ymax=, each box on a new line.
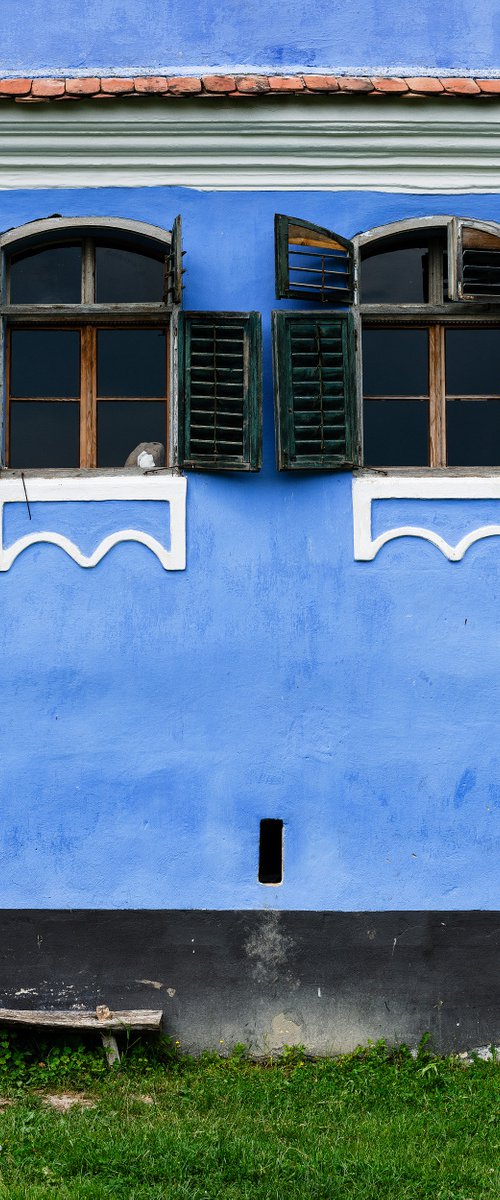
xmin=272 ymin=214 xmax=500 ymax=470
xmin=0 ymin=216 xmax=262 ymax=474
xmin=1 ymin=217 xmax=180 ymax=470
xmin=360 ymin=219 xmax=500 ymax=468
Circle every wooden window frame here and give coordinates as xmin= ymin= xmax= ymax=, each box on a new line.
xmin=0 ymin=218 xmax=178 ymax=472
xmin=6 ymin=321 xmax=171 ymax=470
xmin=359 ymin=229 xmax=500 ymax=469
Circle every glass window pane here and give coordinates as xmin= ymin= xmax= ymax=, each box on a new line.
xmin=363 ymin=329 xmax=428 ymax=396
xmin=97 ymin=400 xmax=166 ymax=467
xmin=9 ymin=401 xmax=80 ymax=467
xmin=447 ymin=400 xmax=500 ymax=466
xmin=363 ymin=399 xmax=429 ymax=466
xmin=97 ymin=330 xmax=167 ymax=397
xmin=10 ymin=245 xmax=81 ymax=304
xmin=10 ymin=330 xmax=80 ymax=398
xmin=361 ymin=246 xmax=430 ymax=303
xmin=446 ymin=328 xmax=500 ymax=396
xmin=95 ymin=245 xmax=164 ymax=303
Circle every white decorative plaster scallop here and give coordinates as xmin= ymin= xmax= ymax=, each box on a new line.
xmin=0 ymin=474 xmax=186 ymax=570
xmin=352 ymin=474 xmax=500 ymax=561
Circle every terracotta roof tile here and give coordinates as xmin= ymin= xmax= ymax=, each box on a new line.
xmin=0 ymin=73 xmax=497 ymax=103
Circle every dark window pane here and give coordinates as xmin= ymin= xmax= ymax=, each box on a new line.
xmin=97 ymin=330 xmax=167 ymax=397
xmin=446 ymin=329 xmax=500 ymax=396
xmin=95 ymin=245 xmax=164 ymax=303
xmin=364 ymin=399 xmax=429 ymax=466
xmin=9 ymin=401 xmax=79 ymax=467
xmin=10 ymin=245 xmax=81 ymax=304
xmin=10 ymin=330 xmax=80 ymax=398
xmin=363 ymin=329 xmax=428 ymax=396
xmin=447 ymin=400 xmax=500 ymax=466
xmin=361 ymin=246 xmax=430 ymax=303
xmin=97 ymin=400 xmax=166 ymax=467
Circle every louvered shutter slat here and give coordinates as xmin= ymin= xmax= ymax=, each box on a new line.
xmin=455 ymin=221 xmax=500 ymax=300
xmin=178 ymin=312 xmax=262 ymax=471
xmin=272 ymin=311 xmax=359 ymax=470
xmin=275 ymin=215 xmax=355 ymax=304
xmin=461 ymin=249 xmax=500 ymax=297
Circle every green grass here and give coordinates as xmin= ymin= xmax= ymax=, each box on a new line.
xmin=0 ymin=1035 xmax=497 ymax=1198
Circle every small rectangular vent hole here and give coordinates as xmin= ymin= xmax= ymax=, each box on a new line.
xmin=258 ymin=819 xmax=283 ymax=884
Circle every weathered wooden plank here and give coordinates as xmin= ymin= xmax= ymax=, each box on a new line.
xmin=0 ymin=1008 xmax=162 ymax=1031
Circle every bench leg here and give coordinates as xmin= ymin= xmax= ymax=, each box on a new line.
xmin=101 ymin=1033 xmax=120 ymax=1067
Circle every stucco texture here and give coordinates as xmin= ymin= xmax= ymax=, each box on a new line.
xmin=1 ymin=0 xmax=499 ymax=76
xmin=1 ymin=187 xmax=500 ymax=911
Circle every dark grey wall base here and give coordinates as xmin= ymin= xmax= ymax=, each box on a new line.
xmin=0 ymin=910 xmax=498 ymax=1054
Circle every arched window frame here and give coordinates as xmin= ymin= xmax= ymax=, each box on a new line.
xmin=272 ymin=212 xmax=500 ymax=470
xmin=0 ymin=215 xmax=180 ymax=471
xmin=355 ymin=216 xmax=500 ymax=468
xmin=0 ymin=215 xmax=262 ymax=474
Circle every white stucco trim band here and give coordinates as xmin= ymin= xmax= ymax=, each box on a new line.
xmin=2 ymin=98 xmax=500 ymax=191
xmin=352 ymin=474 xmax=500 ymax=561
xmin=0 ymin=473 xmax=187 ymax=570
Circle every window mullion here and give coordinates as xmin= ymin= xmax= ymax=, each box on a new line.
xmin=429 ymin=324 xmax=446 ymax=467
xmin=82 ymin=239 xmax=94 ymax=305
xmin=80 ymin=326 xmax=96 ymax=468
xmin=428 ymin=239 xmax=443 ymax=305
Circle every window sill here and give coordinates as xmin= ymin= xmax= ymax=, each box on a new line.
xmin=0 ymin=471 xmax=186 ymax=571
xmin=353 ymin=471 xmax=500 ymax=561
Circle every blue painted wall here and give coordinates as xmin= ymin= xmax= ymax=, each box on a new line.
xmin=1 ymin=0 xmax=499 ymax=76
xmin=1 ymin=187 xmax=500 ymax=911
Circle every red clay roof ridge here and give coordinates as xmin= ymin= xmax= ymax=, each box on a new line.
xmin=0 ymin=74 xmax=499 ymax=101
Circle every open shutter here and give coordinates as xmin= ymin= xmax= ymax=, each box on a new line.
xmin=275 ymin=214 xmax=355 ymax=304
xmin=454 ymin=219 xmax=500 ymax=301
xmin=178 ymin=312 xmax=262 ymax=471
xmin=166 ymin=214 xmax=184 ymax=304
xmin=272 ymin=311 xmax=359 ymax=470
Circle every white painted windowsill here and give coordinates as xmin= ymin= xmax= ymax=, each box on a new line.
xmin=0 ymin=472 xmax=187 ymax=571
xmin=353 ymin=472 xmax=500 ymax=561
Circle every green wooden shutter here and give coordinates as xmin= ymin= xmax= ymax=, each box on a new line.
xmin=454 ymin=219 xmax=500 ymax=300
xmin=275 ymin=214 xmax=355 ymax=304
xmin=272 ymin=310 xmax=359 ymax=470
xmin=178 ymin=312 xmax=262 ymax=471
xmin=166 ymin=214 xmax=184 ymax=304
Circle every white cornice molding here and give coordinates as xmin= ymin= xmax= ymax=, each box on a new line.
xmin=1 ymin=97 xmax=500 ymax=191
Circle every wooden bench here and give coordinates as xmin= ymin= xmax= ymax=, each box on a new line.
xmin=0 ymin=1007 xmax=163 ymax=1066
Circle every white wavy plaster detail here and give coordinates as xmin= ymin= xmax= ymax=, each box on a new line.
xmin=352 ymin=474 xmax=500 ymax=561
xmin=0 ymin=474 xmax=187 ymax=570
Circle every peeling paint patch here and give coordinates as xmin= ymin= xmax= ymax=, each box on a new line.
xmin=244 ymin=912 xmax=294 ymax=985
xmin=135 ymin=979 xmax=176 ymax=996
xmin=270 ymin=1013 xmax=302 ymax=1049
xmin=457 ymin=1046 xmax=499 ymax=1063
